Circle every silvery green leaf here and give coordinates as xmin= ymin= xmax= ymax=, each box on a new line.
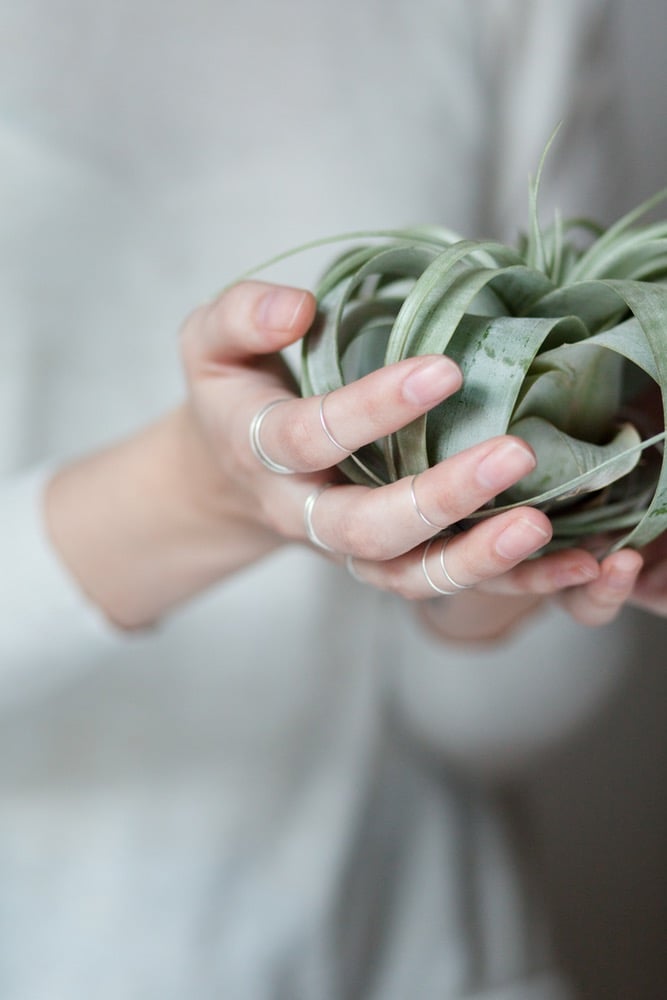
xmin=503 ymin=418 xmax=643 ymax=502
xmin=513 ymin=342 xmax=624 ymax=441
xmin=240 ymin=176 xmax=667 ymax=553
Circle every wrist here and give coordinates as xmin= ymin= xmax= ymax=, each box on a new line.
xmin=45 ymin=406 xmax=278 ymax=630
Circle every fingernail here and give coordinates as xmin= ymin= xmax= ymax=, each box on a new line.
xmin=495 ymin=518 xmax=551 ymax=560
xmin=257 ymin=288 xmax=310 ymax=331
xmin=607 ymin=556 xmax=641 ymax=589
xmin=553 ymin=562 xmax=599 ymax=588
xmin=476 ymin=440 xmax=536 ymax=491
xmin=401 ymin=357 xmax=461 ymax=406
xmin=572 ymin=563 xmax=599 ymax=583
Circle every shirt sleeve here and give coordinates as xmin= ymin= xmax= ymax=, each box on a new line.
xmin=0 ymin=466 xmax=129 ymax=707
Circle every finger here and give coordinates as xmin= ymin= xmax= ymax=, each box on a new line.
xmin=346 ymin=507 xmax=552 ymax=599
xmin=181 ymin=280 xmax=317 ymax=370
xmin=629 ymin=555 xmax=667 ymax=616
xmin=251 ymin=354 xmax=462 ymax=474
xmin=300 ymin=435 xmax=538 ymax=560
xmin=478 ymin=547 xmax=601 ymax=596
xmin=557 ymin=548 xmax=643 ymax=627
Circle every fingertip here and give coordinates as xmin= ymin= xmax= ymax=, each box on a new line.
xmin=561 ymin=547 xmax=642 ymax=627
xmin=506 ymin=434 xmax=537 ymax=466
xmin=600 ymin=547 xmax=644 ymax=588
xmin=254 ymin=284 xmax=317 ymax=337
xmin=604 ymin=547 xmax=644 ymax=572
xmin=185 ymin=281 xmax=317 ymax=366
xmin=518 ymin=504 xmax=553 ymax=540
xmin=400 ymin=355 xmax=463 ymax=407
xmin=493 ymin=509 xmax=552 ymax=561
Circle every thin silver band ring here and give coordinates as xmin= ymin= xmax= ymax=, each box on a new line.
xmin=439 ymin=536 xmax=473 ymax=592
xmin=319 ymin=393 xmax=350 ymax=454
xmin=410 ymin=475 xmax=441 ymax=531
xmin=249 ymin=398 xmax=295 ymax=475
xmin=421 ymin=536 xmax=472 ymax=595
xmin=345 ymin=554 xmax=365 ymax=584
xmin=422 ymin=537 xmax=458 ymax=595
xmin=304 ymin=484 xmax=336 ymax=552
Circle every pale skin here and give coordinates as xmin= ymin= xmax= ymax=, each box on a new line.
xmin=45 ymin=280 xmax=662 ymax=637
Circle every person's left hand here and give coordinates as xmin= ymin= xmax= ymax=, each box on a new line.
xmin=361 ymin=533 xmax=644 ymax=642
xmin=412 ymin=523 xmax=667 ymax=643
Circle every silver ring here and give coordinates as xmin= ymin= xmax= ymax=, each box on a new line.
xmin=410 ymin=475 xmax=441 ymax=530
xmin=439 ymin=536 xmax=473 ymax=592
xmin=249 ymin=398 xmax=295 ymax=475
xmin=319 ymin=393 xmax=349 ymax=454
xmin=345 ymin=554 xmax=365 ymax=584
xmin=421 ymin=536 xmax=472 ymax=595
xmin=304 ymin=484 xmax=336 ymax=552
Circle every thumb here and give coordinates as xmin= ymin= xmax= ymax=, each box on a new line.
xmin=181 ymin=280 xmax=317 ymax=370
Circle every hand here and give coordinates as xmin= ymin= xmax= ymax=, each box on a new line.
xmin=46 ymin=279 xmax=566 ymax=630
xmin=416 ymin=545 xmax=645 ymax=643
xmin=410 ymin=380 xmax=667 ymax=640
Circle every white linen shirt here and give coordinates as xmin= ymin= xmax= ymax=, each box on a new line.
xmin=0 ymin=2 xmax=651 ymax=997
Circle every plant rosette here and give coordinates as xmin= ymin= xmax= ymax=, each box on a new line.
xmin=243 ymin=146 xmax=667 ymax=555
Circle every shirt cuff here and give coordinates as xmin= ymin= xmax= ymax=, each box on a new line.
xmin=0 ymin=466 xmax=129 ymax=705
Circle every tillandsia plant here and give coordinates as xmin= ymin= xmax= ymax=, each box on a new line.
xmin=241 ymin=136 xmax=667 ymax=555
xmin=295 ymin=168 xmax=667 ymax=555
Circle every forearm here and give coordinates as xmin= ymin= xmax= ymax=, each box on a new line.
xmin=45 ymin=405 xmax=279 ymax=630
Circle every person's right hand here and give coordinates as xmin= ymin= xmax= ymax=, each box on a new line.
xmin=45 ymin=279 xmax=591 ymax=631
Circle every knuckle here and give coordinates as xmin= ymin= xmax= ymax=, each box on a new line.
xmin=429 ymin=481 xmax=470 ymax=526
xmin=336 ymin=515 xmax=364 ymax=554
xmin=282 ymin=411 xmax=319 ymax=467
xmin=360 ymin=531 xmax=391 ymax=562
xmin=350 ymin=387 xmax=388 ymax=434
xmin=448 ymin=545 xmax=484 ymax=586
xmin=378 ymin=563 xmax=420 ymax=600
xmin=382 ymin=562 xmax=410 ymax=595
xmin=338 ymin=514 xmax=385 ymax=562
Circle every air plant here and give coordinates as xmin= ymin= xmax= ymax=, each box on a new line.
xmin=297 ymin=160 xmax=667 ymax=555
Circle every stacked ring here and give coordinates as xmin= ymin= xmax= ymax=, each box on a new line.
xmin=319 ymin=392 xmax=350 ymax=455
xmin=303 ymin=484 xmax=336 ymax=552
xmin=421 ymin=536 xmax=473 ymax=596
xmin=249 ymin=398 xmax=295 ymax=475
xmin=410 ymin=474 xmax=441 ymax=531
